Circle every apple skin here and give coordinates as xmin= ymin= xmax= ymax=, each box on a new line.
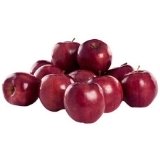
xmin=34 ymin=64 xmax=62 ymax=80
xmin=105 ymin=63 xmax=134 ymax=81
xmin=69 ymin=69 xmax=96 ymax=82
xmin=77 ymin=39 xmax=112 ymax=75
xmin=51 ymin=40 xmax=80 ymax=73
xmin=39 ymin=74 xmax=73 ymax=111
xmin=2 ymin=72 xmax=40 ymax=106
xmin=90 ymin=76 xmax=123 ymax=113
xmin=121 ymin=70 xmax=158 ymax=107
xmin=30 ymin=60 xmax=51 ymax=75
xmin=64 ymin=82 xmax=105 ymax=123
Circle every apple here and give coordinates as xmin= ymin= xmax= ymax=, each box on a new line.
xmin=69 ymin=69 xmax=96 ymax=82
xmin=34 ymin=64 xmax=62 ymax=80
xmin=121 ymin=70 xmax=158 ymax=107
xmin=39 ymin=74 xmax=73 ymax=111
xmin=77 ymin=39 xmax=112 ymax=75
xmin=51 ymin=39 xmax=80 ymax=73
xmin=30 ymin=60 xmax=51 ymax=75
xmin=105 ymin=63 xmax=134 ymax=81
xmin=2 ymin=72 xmax=40 ymax=106
xmin=64 ymin=82 xmax=105 ymax=123
xmin=90 ymin=76 xmax=123 ymax=113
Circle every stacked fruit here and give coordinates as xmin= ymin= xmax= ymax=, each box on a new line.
xmin=2 ymin=39 xmax=158 ymax=123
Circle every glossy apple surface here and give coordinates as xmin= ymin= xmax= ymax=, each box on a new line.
xmin=34 ymin=64 xmax=62 ymax=80
xmin=51 ymin=39 xmax=80 ymax=73
xmin=39 ymin=74 xmax=73 ymax=111
xmin=121 ymin=70 xmax=158 ymax=107
xmin=30 ymin=60 xmax=51 ymax=75
xmin=69 ymin=69 xmax=96 ymax=82
xmin=2 ymin=72 xmax=40 ymax=106
xmin=91 ymin=76 xmax=123 ymax=113
xmin=64 ymin=82 xmax=105 ymax=123
xmin=106 ymin=63 xmax=134 ymax=81
xmin=77 ymin=39 xmax=112 ymax=75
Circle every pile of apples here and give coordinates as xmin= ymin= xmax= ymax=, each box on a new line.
xmin=2 ymin=39 xmax=158 ymax=123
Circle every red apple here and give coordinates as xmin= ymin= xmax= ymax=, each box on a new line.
xmin=105 ymin=63 xmax=134 ymax=81
xmin=51 ymin=39 xmax=80 ymax=73
xmin=90 ymin=76 xmax=123 ymax=113
xmin=2 ymin=72 xmax=40 ymax=106
xmin=77 ymin=39 xmax=112 ymax=75
xmin=34 ymin=64 xmax=62 ymax=80
xmin=69 ymin=69 xmax=96 ymax=82
xmin=30 ymin=60 xmax=51 ymax=75
xmin=39 ymin=74 xmax=73 ymax=111
xmin=121 ymin=70 xmax=158 ymax=107
xmin=64 ymin=82 xmax=105 ymax=123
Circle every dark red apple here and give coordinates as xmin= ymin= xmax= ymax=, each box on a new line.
xmin=2 ymin=72 xmax=40 ymax=106
xmin=121 ymin=70 xmax=158 ymax=107
xmin=39 ymin=74 xmax=73 ymax=111
xmin=69 ymin=69 xmax=96 ymax=82
xmin=51 ymin=39 xmax=80 ymax=73
xmin=105 ymin=63 xmax=134 ymax=81
xmin=64 ymin=82 xmax=105 ymax=123
xmin=77 ymin=39 xmax=112 ymax=75
xmin=90 ymin=76 xmax=123 ymax=113
xmin=34 ymin=64 xmax=62 ymax=80
xmin=30 ymin=60 xmax=51 ymax=75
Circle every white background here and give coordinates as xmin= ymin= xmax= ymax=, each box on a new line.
xmin=0 ymin=0 xmax=160 ymax=159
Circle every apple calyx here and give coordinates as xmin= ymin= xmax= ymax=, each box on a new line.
xmin=7 ymin=84 xmax=16 ymax=97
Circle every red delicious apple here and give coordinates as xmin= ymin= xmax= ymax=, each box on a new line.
xmin=121 ymin=70 xmax=158 ymax=107
xmin=39 ymin=74 xmax=73 ymax=111
xmin=90 ymin=76 xmax=123 ymax=113
xmin=105 ymin=63 xmax=134 ymax=81
xmin=51 ymin=39 xmax=80 ymax=73
xmin=64 ymin=82 xmax=105 ymax=123
xmin=77 ymin=39 xmax=112 ymax=75
xmin=2 ymin=72 xmax=40 ymax=106
xmin=30 ymin=60 xmax=51 ymax=75
xmin=34 ymin=64 xmax=62 ymax=80
xmin=69 ymin=69 xmax=96 ymax=82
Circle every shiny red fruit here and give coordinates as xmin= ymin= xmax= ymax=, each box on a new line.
xmin=121 ymin=70 xmax=158 ymax=107
xmin=77 ymin=39 xmax=112 ymax=75
xmin=64 ymin=82 xmax=105 ymax=123
xmin=34 ymin=64 xmax=62 ymax=80
xmin=39 ymin=74 xmax=73 ymax=111
xmin=51 ymin=39 xmax=80 ymax=73
xmin=2 ymin=72 xmax=40 ymax=106
xmin=30 ymin=60 xmax=51 ymax=75
xmin=69 ymin=69 xmax=96 ymax=82
xmin=91 ymin=76 xmax=123 ymax=113
xmin=106 ymin=63 xmax=134 ymax=81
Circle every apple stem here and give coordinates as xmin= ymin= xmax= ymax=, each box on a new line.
xmin=137 ymin=65 xmax=140 ymax=71
xmin=98 ymin=70 xmax=102 ymax=76
xmin=121 ymin=62 xmax=127 ymax=66
xmin=72 ymin=38 xmax=75 ymax=42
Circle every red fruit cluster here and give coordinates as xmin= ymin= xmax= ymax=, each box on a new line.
xmin=2 ymin=39 xmax=158 ymax=123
